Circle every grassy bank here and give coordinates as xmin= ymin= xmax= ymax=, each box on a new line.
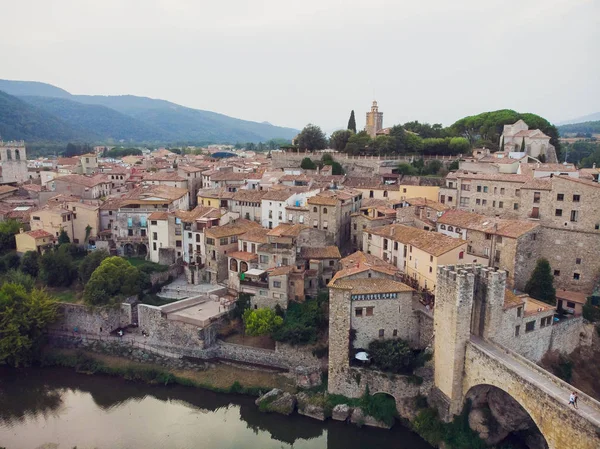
xmin=41 ymin=348 xmax=293 ymax=396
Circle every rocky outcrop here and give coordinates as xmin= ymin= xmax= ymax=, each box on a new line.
xmin=350 ymin=407 xmax=392 ymax=429
xmin=255 ymin=389 xmax=296 ymax=415
xmin=296 ymin=392 xmax=326 ymax=421
xmin=331 ymin=404 xmax=352 ymax=421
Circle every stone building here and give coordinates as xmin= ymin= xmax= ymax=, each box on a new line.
xmin=204 ymin=219 xmax=262 ymax=283
xmin=30 ymin=206 xmax=75 ymax=241
xmin=501 ymin=119 xmax=557 ymax=161
xmin=365 ymin=101 xmax=383 ymax=138
xmin=364 ymin=223 xmax=467 ymax=292
xmin=395 ymin=197 xmax=449 ymax=231
xmin=518 ymin=175 xmax=600 ymax=292
xmin=307 ymin=188 xmax=362 ymax=247
xmin=230 ymin=189 xmax=266 ymax=223
xmin=52 ymin=174 xmax=112 ymax=200
xmin=177 ymin=165 xmax=204 ymax=207
xmin=436 ymin=209 xmax=541 ymax=290
xmin=350 ymin=200 xmax=397 ymax=251
xmin=0 ymin=140 xmax=28 ymax=184
xmin=15 ymin=229 xmax=54 ymax=255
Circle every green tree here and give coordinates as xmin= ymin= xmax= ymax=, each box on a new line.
xmin=344 ymin=131 xmax=373 ymax=155
xmin=448 ymin=137 xmax=471 ymax=154
xmin=388 ymin=125 xmax=407 ymax=154
xmin=525 ymin=258 xmax=556 ymax=305
xmin=0 ymin=219 xmax=21 ymax=253
xmin=39 ymin=246 xmax=77 ymax=287
xmin=300 ymin=157 xmax=317 ymax=170
xmin=423 ymin=160 xmax=443 ymax=176
xmin=397 ymin=162 xmax=417 ymax=175
xmin=20 ymin=251 xmax=40 ymax=277
xmin=297 ymin=124 xmax=328 ymax=151
xmin=347 ymin=110 xmax=357 ymax=133
xmin=243 ymin=308 xmax=283 ymax=336
xmin=78 ymin=250 xmax=109 ymax=284
xmin=83 ymin=257 xmax=142 ymax=306
xmin=329 ymin=130 xmax=352 ymax=151
xmin=448 ymin=160 xmax=460 ymax=171
xmin=367 ymin=338 xmax=416 ymax=374
xmin=405 ymin=132 xmax=424 ymax=154
xmin=3 ymin=270 xmax=36 ymax=292
xmin=2 ymin=252 xmax=21 ymax=272
xmin=0 ymin=283 xmax=58 ymax=367
xmin=331 ymin=161 xmax=344 ymax=175
xmin=57 ymin=229 xmax=70 ymax=245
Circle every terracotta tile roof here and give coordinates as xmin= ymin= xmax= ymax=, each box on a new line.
xmin=404 ymin=197 xmax=449 ymax=212
xmin=21 ymin=184 xmax=42 ymax=192
xmin=451 ymin=172 xmax=529 ymax=183
xmin=307 ymin=194 xmax=339 ymax=206
xmin=555 ymin=175 xmax=600 ymax=189
xmin=556 ymin=290 xmax=588 ymax=305
xmin=232 ymin=190 xmax=267 ymax=202
xmin=438 ymin=210 xmax=539 ymax=238
xmin=331 ymin=251 xmax=399 ymax=283
xmin=54 ymin=174 xmax=109 ymax=187
xmin=178 ymin=165 xmax=203 ymax=173
xmin=0 ymin=185 xmax=18 ymax=195
xmin=280 ymin=173 xmax=311 ymax=182
xmin=142 ymin=172 xmax=186 ymax=182
xmin=228 ymin=251 xmax=258 ymax=262
xmin=521 ymin=178 xmax=553 ymax=191
xmin=267 ymin=223 xmax=308 ymax=237
xmin=175 ymin=206 xmax=221 ymax=222
xmin=369 ymin=224 xmax=465 ymax=256
xmin=125 ymin=185 xmax=188 ymax=202
xmin=503 ymin=289 xmax=526 ymax=309
xmin=205 ymin=219 xmax=261 ymax=238
xmin=209 ymin=171 xmax=250 ymax=182
xmin=299 ymin=246 xmax=341 ymax=259
xmin=329 ymin=278 xmax=413 ymax=294
xmin=197 ymin=187 xmax=235 ymax=199
xmin=238 ymin=227 xmax=269 ymax=243
xmin=262 ymin=189 xmax=295 ymax=201
xmin=57 ymin=157 xmax=80 ymax=166
xmin=26 ymin=229 xmax=54 ymax=239
xmin=268 ymin=265 xmax=295 ymax=276
xmin=148 ymin=211 xmax=169 ymax=220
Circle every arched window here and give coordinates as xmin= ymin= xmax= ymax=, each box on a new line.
xmin=383 ymin=190 xmax=388 ymax=197
xmin=448 ymin=226 xmax=454 ymax=232
xmin=459 ymin=251 xmax=464 ymax=259
xmin=313 ymin=207 xmax=317 ymax=212
xmin=14 ymin=149 xmax=20 ymax=160
xmin=440 ymin=225 xmax=446 ymax=230
xmin=455 ymin=228 xmax=461 ymax=233
xmin=323 ymin=208 xmax=328 ymax=214
xmin=230 ymin=258 xmax=238 ymax=272
xmin=240 ymin=261 xmax=248 ymax=273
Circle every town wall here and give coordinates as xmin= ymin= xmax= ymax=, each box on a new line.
xmin=149 ymin=262 xmax=183 ymax=285
xmin=50 ymin=303 xmax=131 ymax=335
xmin=549 ymin=317 xmax=593 ymax=355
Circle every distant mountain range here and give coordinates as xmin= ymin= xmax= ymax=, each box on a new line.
xmin=556 ymin=112 xmax=600 ymax=126
xmin=0 ymin=79 xmax=299 ymax=144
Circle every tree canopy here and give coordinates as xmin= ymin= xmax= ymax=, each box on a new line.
xmin=525 ymin=258 xmax=556 ymax=306
xmin=0 ymin=219 xmax=21 ymax=254
xmin=300 ymin=157 xmax=317 ymax=170
xmin=0 ymin=283 xmax=58 ymax=367
xmin=296 ymin=124 xmax=328 ymax=151
xmin=367 ymin=338 xmax=416 ymax=374
xmin=20 ymin=251 xmax=40 ymax=278
xmin=57 ymin=229 xmax=71 ymax=245
xmin=347 ymin=110 xmax=357 ymax=133
xmin=329 ymin=129 xmax=352 ymax=151
xmin=243 ymin=308 xmax=283 ymax=336
xmin=40 ymin=245 xmax=77 ymax=287
xmin=78 ymin=250 xmax=110 ymax=284
xmin=83 ymin=257 xmax=143 ymax=305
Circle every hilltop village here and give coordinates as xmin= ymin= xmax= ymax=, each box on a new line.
xmin=1 ymin=105 xmax=600 ymax=449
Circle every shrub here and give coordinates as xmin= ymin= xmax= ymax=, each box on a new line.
xmin=242 ymin=308 xmax=283 ymax=336
xmin=272 ymin=294 xmax=328 ymax=345
xmin=368 ymin=339 xmax=416 ymax=374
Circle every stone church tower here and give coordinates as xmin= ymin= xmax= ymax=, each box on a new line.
xmin=365 ymin=101 xmax=383 ymax=138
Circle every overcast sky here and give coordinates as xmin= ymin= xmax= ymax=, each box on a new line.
xmin=1 ymin=0 xmax=598 ymax=132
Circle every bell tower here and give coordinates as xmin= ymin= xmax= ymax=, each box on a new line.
xmin=365 ymin=101 xmax=383 ymax=138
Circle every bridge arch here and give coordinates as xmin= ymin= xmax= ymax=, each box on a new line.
xmin=464 ymin=383 xmax=548 ymax=448
xmin=463 ymin=339 xmax=600 ymax=449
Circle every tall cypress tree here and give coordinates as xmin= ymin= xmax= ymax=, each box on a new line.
xmin=347 ymin=110 xmax=357 ymax=134
xmin=524 ymin=258 xmax=556 ymax=305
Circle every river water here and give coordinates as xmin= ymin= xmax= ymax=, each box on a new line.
xmin=0 ymin=367 xmax=433 ymax=449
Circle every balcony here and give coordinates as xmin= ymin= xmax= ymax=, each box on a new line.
xmin=240 ymin=279 xmax=268 ymax=288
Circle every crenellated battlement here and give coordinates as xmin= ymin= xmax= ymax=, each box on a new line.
xmin=437 ymin=264 xmax=507 ymax=287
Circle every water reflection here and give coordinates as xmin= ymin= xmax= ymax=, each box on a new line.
xmin=0 ymin=367 xmax=432 ymax=449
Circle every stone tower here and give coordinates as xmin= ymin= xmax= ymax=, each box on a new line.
xmin=0 ymin=140 xmax=28 ymax=184
xmin=431 ymin=264 xmax=507 ymax=419
xmin=365 ymin=101 xmax=383 ymax=138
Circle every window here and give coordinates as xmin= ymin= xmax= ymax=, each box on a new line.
xmin=366 ymin=307 xmax=374 ymax=316
xmin=273 ymin=281 xmax=281 ymax=288
xmin=219 ymin=237 xmax=228 ymax=245
xmin=485 ymin=233 xmax=492 ymax=240
xmin=383 ymin=190 xmax=388 ymax=198
xmin=573 ymin=194 xmax=580 ymax=202
xmin=206 ymin=238 xmax=215 ymax=245
xmin=394 ymin=242 xmax=399 ymax=250
xmin=231 ymin=236 xmax=238 ymax=244
xmin=566 ymin=301 xmax=576 ymax=309
xmin=476 ymin=199 xmax=481 ymax=205
xmin=477 ymin=185 xmax=482 ymax=192
xmin=496 ymin=236 xmax=503 ymax=243
xmin=175 ymin=240 xmax=182 ymax=248
xmin=554 ymin=270 xmax=560 ymax=276
xmin=128 ymin=229 xmax=133 ymax=236
xmin=499 ymin=201 xmax=503 ymax=208
xmin=515 ymin=325 xmax=520 ymax=336
xmin=393 ymin=329 xmax=398 ymax=337
xmin=540 ymin=316 xmax=552 ymax=327
xmin=462 ymin=184 xmax=470 ymax=191
xmin=482 ymin=200 xmax=487 ymax=206
xmin=368 ymin=233 xmax=372 ymax=240
xmin=492 ymin=201 xmax=496 ymax=207
xmin=459 ymin=197 xmax=470 ymax=207
xmin=557 ymin=194 xmax=564 ymax=201
xmin=573 ymin=272 xmax=580 ymax=280
xmin=570 ymin=210 xmax=578 ymax=222
xmin=313 ymin=207 xmax=317 ymax=212
xmin=459 ymin=251 xmax=464 ymax=260
xmin=259 ymin=255 xmax=269 ymax=264
xmin=513 ymin=203 xmax=519 ymax=210
xmin=313 ymin=219 xmax=318 ymax=228
xmin=353 ymin=223 xmax=357 ymax=230
xmin=369 ymin=190 xmax=374 ymax=198
xmin=323 ymin=220 xmax=328 ymax=230
xmin=429 ymin=266 xmax=433 ymax=273
xmin=576 ymin=258 xmax=581 ymax=264
xmin=448 ymin=226 xmax=454 ymax=232
xmin=329 ymin=260 xmax=335 ymax=266
xmin=440 ymin=225 xmax=446 ymax=230
xmin=153 ymin=242 xmax=157 ymax=251
xmin=483 ymin=186 xmax=488 ymax=193
xmin=355 ymin=308 xmax=363 ymax=317
xmin=517 ymin=306 xmax=522 ymax=317
xmin=378 ymin=329 xmax=385 ymax=338
xmin=533 ymin=192 xmax=541 ymax=203
xmin=531 ymin=233 xmax=537 ymax=241
xmin=525 ymin=321 xmax=535 ymax=333
xmin=500 ymin=188 xmax=505 ymax=195
xmin=555 ymin=209 xmax=563 ymax=217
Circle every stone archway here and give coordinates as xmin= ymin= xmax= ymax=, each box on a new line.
xmin=123 ymin=243 xmax=134 ymax=257
xmin=136 ymin=243 xmax=148 ymax=258
xmin=465 ymin=384 xmax=548 ymax=449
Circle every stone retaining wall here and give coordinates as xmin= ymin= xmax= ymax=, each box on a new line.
xmin=50 ymin=303 xmax=131 ymax=336
xmin=549 ymin=317 xmax=593 ymax=355
xmin=149 ymin=263 xmax=183 ymax=285
xmin=217 ymin=341 xmax=321 ymax=371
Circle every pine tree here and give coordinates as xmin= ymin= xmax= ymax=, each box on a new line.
xmin=524 ymin=258 xmax=556 ymax=305
xmin=347 ymin=110 xmax=357 ymax=134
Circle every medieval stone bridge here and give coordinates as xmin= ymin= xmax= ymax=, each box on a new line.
xmin=463 ymin=336 xmax=600 ymax=449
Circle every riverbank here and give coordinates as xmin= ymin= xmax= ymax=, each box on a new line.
xmin=42 ymin=347 xmax=295 ymax=395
